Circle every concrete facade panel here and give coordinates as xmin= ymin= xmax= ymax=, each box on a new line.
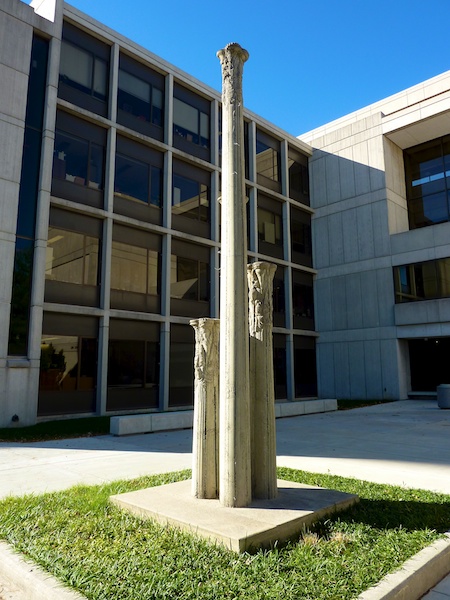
xmin=316 ymin=343 xmax=335 ymax=398
xmin=371 ymin=201 xmax=391 ymax=257
xmin=360 ymin=269 xmax=380 ymax=328
xmin=331 ymin=276 xmax=347 ymax=330
xmin=357 ymin=203 xmax=375 ymax=260
xmin=338 ymin=151 xmax=356 ymax=200
xmin=342 ymin=208 xmax=359 ymax=263
xmin=376 ymin=268 xmax=395 ymax=326
xmin=380 ymin=338 xmax=401 ymax=399
xmin=310 ymin=155 xmax=327 ymax=208
xmin=0 ymin=120 xmax=25 ymax=185
xmin=348 ymin=341 xmax=366 ymax=398
xmin=346 ymin=273 xmax=363 ymax=329
xmin=312 ymin=216 xmax=330 ymax=268
xmin=313 ymin=278 xmax=332 ymax=332
xmin=364 ymin=340 xmax=383 ymax=398
xmin=327 ymin=211 xmax=344 ymax=266
xmin=0 ymin=179 xmax=20 ymax=236
xmin=0 ymin=65 xmax=29 ymax=124
xmin=324 ymin=153 xmax=341 ymax=205
xmin=0 ymin=11 xmax=32 ymax=75
xmin=3 ymin=365 xmax=39 ymax=428
xmin=333 ymin=342 xmax=350 ymax=398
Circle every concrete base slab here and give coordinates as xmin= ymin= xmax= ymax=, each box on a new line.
xmin=110 ymin=479 xmax=358 ymax=553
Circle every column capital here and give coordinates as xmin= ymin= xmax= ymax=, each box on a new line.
xmin=217 ymin=43 xmax=249 ymax=105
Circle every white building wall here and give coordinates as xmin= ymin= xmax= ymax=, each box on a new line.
xmin=301 ymin=70 xmax=450 ymax=400
xmin=0 ymin=0 xmax=59 ymax=427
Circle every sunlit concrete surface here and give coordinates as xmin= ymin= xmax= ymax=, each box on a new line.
xmin=0 ymin=400 xmax=449 ymax=500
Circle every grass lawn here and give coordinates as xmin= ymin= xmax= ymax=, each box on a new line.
xmin=0 ymin=469 xmax=449 ymax=600
xmin=0 ymin=416 xmax=111 ymax=442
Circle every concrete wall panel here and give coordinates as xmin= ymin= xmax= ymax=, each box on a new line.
xmin=346 ymin=273 xmax=363 ymax=329
xmin=360 ymin=269 xmax=380 ymax=328
xmin=314 ymin=278 xmax=332 ymax=332
xmin=342 ymin=207 xmax=359 ymax=263
xmin=316 ymin=342 xmax=335 ymax=398
xmin=328 ymin=211 xmax=344 ymax=266
xmin=364 ymin=340 xmax=383 ymax=398
xmin=348 ymin=341 xmax=366 ymax=398
xmin=312 ymin=216 xmax=330 ymax=268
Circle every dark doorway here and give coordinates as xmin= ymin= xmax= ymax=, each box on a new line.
xmin=408 ymin=338 xmax=450 ymax=391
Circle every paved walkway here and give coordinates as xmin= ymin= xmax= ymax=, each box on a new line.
xmin=0 ymin=400 xmax=449 ymax=598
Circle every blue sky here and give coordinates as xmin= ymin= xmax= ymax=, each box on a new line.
xmin=51 ymin=0 xmax=450 ymax=136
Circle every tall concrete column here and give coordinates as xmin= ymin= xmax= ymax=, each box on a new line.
xmin=248 ymin=261 xmax=278 ymax=499
xmin=190 ymin=318 xmax=220 ymax=499
xmin=217 ymin=43 xmax=251 ymax=508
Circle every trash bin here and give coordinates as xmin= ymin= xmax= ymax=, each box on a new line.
xmin=437 ymin=384 xmax=450 ymax=409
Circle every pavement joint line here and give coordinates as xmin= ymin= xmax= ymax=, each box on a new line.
xmin=0 ymin=530 xmax=449 ymax=599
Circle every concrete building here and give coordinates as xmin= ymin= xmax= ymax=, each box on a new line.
xmin=300 ymin=72 xmax=450 ymax=401
xmin=0 ymin=0 xmax=316 ymax=427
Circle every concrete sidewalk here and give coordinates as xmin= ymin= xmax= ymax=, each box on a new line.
xmin=0 ymin=400 xmax=449 ymax=598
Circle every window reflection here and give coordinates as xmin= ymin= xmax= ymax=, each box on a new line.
xmin=111 ymin=242 xmax=159 ymax=296
xmin=172 ymin=174 xmax=209 ymax=222
xmin=46 ymin=227 xmax=98 ymax=286
xmin=394 ymin=258 xmax=450 ymax=303
xmin=405 ymin=136 xmax=450 ymax=229
xmin=170 ymin=255 xmax=208 ymax=302
xmin=118 ymin=69 xmax=163 ymax=127
xmin=53 ymin=131 xmax=104 ymax=190
xmin=59 ymin=39 xmax=107 ymax=101
xmin=173 ymin=98 xmax=209 ymax=148
xmin=292 ymin=270 xmax=314 ymax=330
xmin=39 ymin=335 xmax=97 ymax=392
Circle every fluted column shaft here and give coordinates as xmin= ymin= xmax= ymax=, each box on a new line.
xmin=190 ymin=318 xmax=220 ymax=499
xmin=217 ymin=43 xmax=251 ymax=508
xmin=248 ymin=261 xmax=278 ymax=499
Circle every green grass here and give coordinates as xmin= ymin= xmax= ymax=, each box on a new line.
xmin=0 ymin=469 xmax=449 ymax=600
xmin=0 ymin=416 xmax=110 ymax=442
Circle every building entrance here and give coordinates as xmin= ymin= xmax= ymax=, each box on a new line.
xmin=408 ymin=338 xmax=450 ymax=391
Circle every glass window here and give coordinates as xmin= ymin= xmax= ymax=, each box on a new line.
xmin=292 ymin=270 xmax=315 ymax=330
xmin=291 ymin=207 xmax=312 ymax=267
xmin=169 ymin=324 xmax=194 ymax=407
xmin=58 ymin=24 xmax=109 ymax=115
xmin=53 ymin=131 xmax=104 ymax=190
xmin=107 ymin=319 xmax=160 ymax=411
xmin=273 ymin=334 xmax=287 ymax=400
xmin=256 ymin=129 xmax=281 ymax=191
xmin=117 ymin=55 xmax=164 ymax=137
xmin=258 ymin=208 xmax=282 ymax=246
xmin=173 ymin=97 xmax=209 ymax=148
xmin=404 ymin=136 xmax=450 ymax=229
xmin=393 ymin=258 xmax=450 ymax=303
xmin=257 ymin=195 xmax=283 ymax=259
xmin=294 ymin=336 xmax=317 ymax=397
xmin=38 ymin=314 xmax=98 ymax=415
xmin=288 ymin=148 xmax=310 ymax=205
xmin=170 ymin=240 xmax=210 ymax=318
xmin=40 ymin=335 xmax=97 ymax=393
xmin=46 ymin=228 xmax=99 ymax=286
xmin=111 ymin=242 xmax=159 ymax=295
xmin=273 ymin=266 xmax=285 ymax=327
xmin=110 ymin=226 xmax=161 ymax=313
xmin=173 ymin=174 xmax=209 ymax=222
xmin=8 ymin=239 xmax=34 ymax=356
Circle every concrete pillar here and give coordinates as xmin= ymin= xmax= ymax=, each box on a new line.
xmin=190 ymin=318 xmax=220 ymax=499
xmin=217 ymin=43 xmax=251 ymax=508
xmin=248 ymin=261 xmax=278 ymax=499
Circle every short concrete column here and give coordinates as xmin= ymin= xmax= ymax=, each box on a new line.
xmin=248 ymin=261 xmax=278 ymax=499
xmin=190 ymin=318 xmax=220 ymax=499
